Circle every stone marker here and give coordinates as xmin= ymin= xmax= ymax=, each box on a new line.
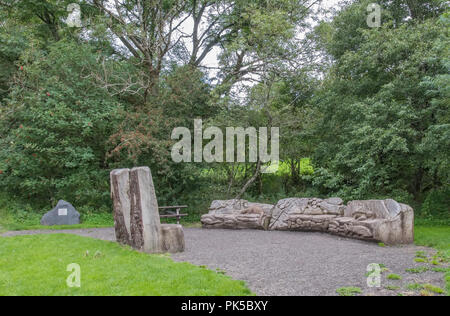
xmin=111 ymin=166 xmax=185 ymax=254
xmin=40 ymin=200 xmax=80 ymax=226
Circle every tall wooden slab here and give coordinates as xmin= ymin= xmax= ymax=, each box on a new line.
xmin=111 ymin=167 xmax=163 ymax=253
xmin=129 ymin=167 xmax=162 ymax=253
xmin=110 ymin=168 xmax=131 ymax=246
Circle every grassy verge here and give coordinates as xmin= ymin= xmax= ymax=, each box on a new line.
xmin=0 ymin=234 xmax=252 ymax=296
xmin=0 ymin=208 xmax=114 ymax=232
xmin=414 ymin=224 xmax=450 ymax=295
xmin=0 ymin=204 xmax=202 ymax=233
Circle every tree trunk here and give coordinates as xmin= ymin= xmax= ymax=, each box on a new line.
xmin=235 ymin=160 xmax=262 ymax=200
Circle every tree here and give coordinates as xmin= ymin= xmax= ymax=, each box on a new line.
xmin=0 ymin=10 xmax=28 ymax=102
xmin=0 ymin=41 xmax=123 ymax=208
xmin=308 ymin=0 xmax=449 ymax=202
xmin=89 ymin=0 xmax=321 ymax=99
xmin=90 ymin=0 xmax=190 ymax=99
xmin=0 ymin=0 xmax=99 ymax=42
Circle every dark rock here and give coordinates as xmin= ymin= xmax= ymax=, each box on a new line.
xmin=40 ymin=200 xmax=80 ymax=226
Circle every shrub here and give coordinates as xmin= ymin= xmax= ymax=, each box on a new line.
xmin=0 ymin=41 xmax=123 ymax=210
xmin=421 ymin=187 xmax=450 ymax=219
xmin=300 ymin=158 xmax=314 ymax=175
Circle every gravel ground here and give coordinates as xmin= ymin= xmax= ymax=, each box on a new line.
xmin=2 ymin=227 xmax=446 ymax=296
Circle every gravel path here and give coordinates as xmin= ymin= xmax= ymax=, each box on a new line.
xmin=2 ymin=227 xmax=446 ymax=296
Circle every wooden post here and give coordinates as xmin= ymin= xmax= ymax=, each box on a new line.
xmin=129 ymin=167 xmax=162 ymax=253
xmin=111 ymin=167 xmax=163 ymax=253
xmin=110 ymin=169 xmax=131 ymax=247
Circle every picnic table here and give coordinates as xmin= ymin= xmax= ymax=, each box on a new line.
xmin=159 ymin=205 xmax=188 ymax=225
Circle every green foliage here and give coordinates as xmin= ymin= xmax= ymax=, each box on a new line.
xmin=416 ymin=251 xmax=428 ymax=258
xmin=406 ymin=283 xmax=424 ymax=291
xmin=0 ymin=15 xmax=28 ymax=102
xmin=336 ymin=287 xmax=362 ymax=296
xmin=406 ymin=267 xmax=430 ymax=274
xmin=309 ymin=3 xmax=450 ymax=204
xmin=423 ymin=284 xmax=445 ymax=294
xmin=432 ymin=267 xmax=450 ymax=273
xmin=407 ymin=281 xmax=446 ymax=295
xmin=0 ymin=0 xmax=448 ymax=228
xmin=420 ymin=187 xmax=450 ymax=218
xmin=300 ymin=158 xmax=314 ymax=176
xmin=0 ymin=40 xmax=123 ymax=209
xmin=413 ymin=249 xmax=449 ymax=266
xmin=387 ymin=274 xmax=402 ymax=280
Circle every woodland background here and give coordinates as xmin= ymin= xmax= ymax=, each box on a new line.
xmin=0 ymin=0 xmax=448 ymax=225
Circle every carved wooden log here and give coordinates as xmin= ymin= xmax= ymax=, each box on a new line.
xmin=110 ymin=169 xmax=131 ymax=246
xmin=203 ymin=198 xmax=414 ymax=245
xmin=111 ymin=167 xmax=163 ymax=253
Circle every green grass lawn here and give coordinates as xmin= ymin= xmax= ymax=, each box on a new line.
xmin=414 ymin=225 xmax=450 ymax=295
xmin=415 ymin=226 xmax=450 ymax=251
xmin=0 ymin=204 xmax=114 ymax=233
xmin=0 ymin=208 xmax=202 ymax=233
xmin=0 ymin=234 xmax=252 ymax=296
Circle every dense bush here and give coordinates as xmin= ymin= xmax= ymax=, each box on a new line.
xmin=0 ymin=41 xmax=123 ymax=209
xmin=421 ymin=187 xmax=450 ymax=218
xmin=309 ymin=7 xmax=449 ymax=204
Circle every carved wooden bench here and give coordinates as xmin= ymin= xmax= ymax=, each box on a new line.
xmin=159 ymin=205 xmax=188 ymax=225
xmin=201 ymin=198 xmax=415 ymax=245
